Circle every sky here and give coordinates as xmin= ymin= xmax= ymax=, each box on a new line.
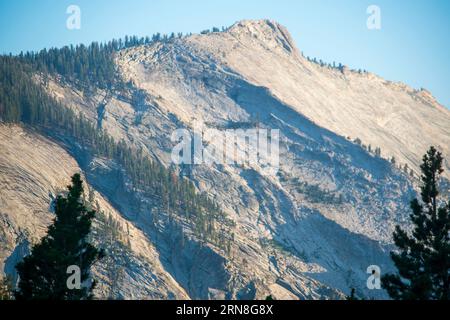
xmin=0 ymin=0 xmax=449 ymax=107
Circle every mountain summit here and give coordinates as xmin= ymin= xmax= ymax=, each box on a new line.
xmin=227 ymin=19 xmax=298 ymax=54
xmin=186 ymin=20 xmax=450 ymax=178
xmin=0 ymin=20 xmax=448 ymax=300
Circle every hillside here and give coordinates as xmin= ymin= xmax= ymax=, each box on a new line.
xmin=0 ymin=124 xmax=188 ymax=299
xmin=0 ymin=19 xmax=448 ymax=299
xmin=184 ymin=20 xmax=450 ymax=178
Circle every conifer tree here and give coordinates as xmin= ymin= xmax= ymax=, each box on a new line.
xmin=390 ymin=156 xmax=396 ymax=165
xmin=375 ymin=147 xmax=381 ymax=158
xmin=15 ymin=174 xmax=104 ymax=300
xmin=346 ymin=288 xmax=360 ymax=301
xmin=382 ymin=146 xmax=450 ymax=300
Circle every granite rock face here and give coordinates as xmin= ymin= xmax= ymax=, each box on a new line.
xmin=1 ymin=20 xmax=449 ymax=299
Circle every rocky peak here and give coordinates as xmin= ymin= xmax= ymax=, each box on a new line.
xmin=226 ymin=19 xmax=298 ymax=55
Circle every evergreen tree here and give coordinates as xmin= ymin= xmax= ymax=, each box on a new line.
xmin=390 ymin=156 xmax=396 ymax=165
xmin=375 ymin=147 xmax=381 ymax=158
xmin=382 ymin=146 xmax=450 ymax=300
xmin=403 ymin=163 xmax=409 ymax=174
xmin=1 ymin=52 xmax=231 ymax=249
xmin=15 ymin=174 xmax=104 ymax=300
xmin=346 ymin=288 xmax=360 ymax=301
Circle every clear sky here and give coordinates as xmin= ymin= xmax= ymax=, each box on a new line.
xmin=0 ymin=0 xmax=449 ymax=107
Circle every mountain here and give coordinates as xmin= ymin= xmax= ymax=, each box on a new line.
xmin=0 ymin=125 xmax=189 ymax=299
xmin=119 ymin=19 xmax=450 ymax=178
xmin=0 ymin=19 xmax=449 ymax=299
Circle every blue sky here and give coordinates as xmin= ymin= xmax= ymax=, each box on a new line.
xmin=0 ymin=0 xmax=449 ymax=107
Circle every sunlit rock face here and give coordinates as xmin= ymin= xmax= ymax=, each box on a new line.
xmin=1 ymin=20 xmax=449 ymax=299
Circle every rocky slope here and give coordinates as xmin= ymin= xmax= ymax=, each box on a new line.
xmin=183 ymin=20 xmax=450 ymax=178
xmin=0 ymin=124 xmax=188 ymax=299
xmin=1 ymin=20 xmax=449 ymax=299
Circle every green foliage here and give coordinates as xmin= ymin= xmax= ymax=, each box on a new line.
xmin=295 ymin=180 xmax=343 ymax=205
xmin=21 ymin=43 xmax=117 ymax=90
xmin=260 ymin=238 xmax=308 ymax=262
xmin=15 ymin=32 xmax=188 ymax=92
xmin=382 ymin=146 xmax=450 ymax=300
xmin=303 ymin=55 xmax=366 ymax=74
xmin=375 ymin=147 xmax=381 ymax=157
xmin=15 ymin=174 xmax=103 ymax=300
xmin=0 ymin=54 xmax=231 ymax=248
xmin=95 ymin=210 xmax=129 ymax=299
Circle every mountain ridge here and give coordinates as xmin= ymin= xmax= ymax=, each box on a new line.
xmin=0 ymin=19 xmax=448 ymax=300
xmin=177 ymin=19 xmax=450 ymax=179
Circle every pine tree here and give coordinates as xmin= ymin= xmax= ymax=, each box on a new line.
xmin=375 ymin=147 xmax=381 ymax=158
xmin=382 ymin=146 xmax=450 ymax=300
xmin=346 ymin=288 xmax=360 ymax=300
xmin=390 ymin=156 xmax=396 ymax=165
xmin=15 ymin=174 xmax=104 ymax=300
xmin=403 ymin=163 xmax=409 ymax=174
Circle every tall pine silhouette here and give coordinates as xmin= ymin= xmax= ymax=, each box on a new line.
xmin=382 ymin=146 xmax=450 ymax=300
xmin=15 ymin=174 xmax=103 ymax=300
